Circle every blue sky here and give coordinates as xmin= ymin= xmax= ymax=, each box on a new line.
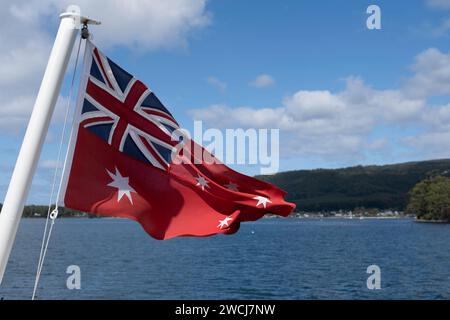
xmin=2 ymin=0 xmax=450 ymax=203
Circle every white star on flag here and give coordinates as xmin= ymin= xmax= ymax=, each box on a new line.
xmin=224 ymin=182 xmax=239 ymax=191
xmin=217 ymin=216 xmax=233 ymax=229
xmin=253 ymin=195 xmax=272 ymax=208
xmin=195 ymin=174 xmax=210 ymax=190
xmin=107 ymin=167 xmax=136 ymax=204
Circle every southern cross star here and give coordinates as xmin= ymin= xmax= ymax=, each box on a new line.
xmin=224 ymin=182 xmax=239 ymax=192
xmin=107 ymin=167 xmax=136 ymax=204
xmin=253 ymin=195 xmax=272 ymax=208
xmin=217 ymin=216 xmax=233 ymax=229
xmin=195 ymin=174 xmax=210 ymax=190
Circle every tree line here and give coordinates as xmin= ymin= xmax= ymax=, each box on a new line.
xmin=406 ymin=175 xmax=450 ymax=222
xmin=0 ymin=204 xmax=90 ymax=218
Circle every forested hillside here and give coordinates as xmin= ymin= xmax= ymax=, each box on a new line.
xmin=258 ymin=159 xmax=450 ymax=212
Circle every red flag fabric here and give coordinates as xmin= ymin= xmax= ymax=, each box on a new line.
xmin=60 ymin=41 xmax=295 ymax=240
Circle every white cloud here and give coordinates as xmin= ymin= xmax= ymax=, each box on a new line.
xmin=194 ymin=75 xmax=425 ymax=135
xmin=406 ymin=101 xmax=450 ymax=158
xmin=249 ymin=74 xmax=275 ymax=88
xmin=206 ymin=77 xmax=227 ymax=92
xmin=404 ymin=131 xmax=450 ymax=158
xmin=7 ymin=0 xmax=211 ymax=50
xmin=426 ymin=0 xmax=450 ymax=9
xmin=368 ymin=138 xmax=390 ymax=151
xmin=405 ymin=48 xmax=450 ymax=97
xmin=422 ymin=103 xmax=450 ymax=128
xmin=430 ymin=18 xmax=450 ymax=37
xmin=56 ymin=0 xmax=211 ymax=50
xmin=0 ymin=1 xmax=54 ymax=133
xmin=0 ymin=0 xmax=211 ymax=134
xmin=191 ymin=46 xmax=450 ymax=163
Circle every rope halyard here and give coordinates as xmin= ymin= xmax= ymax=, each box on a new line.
xmin=31 ymin=33 xmax=84 ymax=300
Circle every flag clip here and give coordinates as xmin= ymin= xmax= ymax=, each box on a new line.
xmin=81 ymin=24 xmax=90 ymax=39
xmin=50 ymin=208 xmax=59 ymax=220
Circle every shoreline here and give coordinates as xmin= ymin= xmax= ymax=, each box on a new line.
xmin=22 ymin=215 xmax=413 ymax=220
xmin=414 ymin=218 xmax=450 ymax=224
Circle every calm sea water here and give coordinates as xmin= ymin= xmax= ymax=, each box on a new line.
xmin=0 ymin=218 xmax=449 ymax=300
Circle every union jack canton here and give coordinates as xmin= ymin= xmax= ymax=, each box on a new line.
xmin=79 ymin=41 xmax=179 ymax=171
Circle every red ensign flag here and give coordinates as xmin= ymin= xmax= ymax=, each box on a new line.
xmin=60 ymin=41 xmax=295 ymax=239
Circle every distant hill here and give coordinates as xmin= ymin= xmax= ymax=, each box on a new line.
xmin=257 ymin=159 xmax=450 ymax=212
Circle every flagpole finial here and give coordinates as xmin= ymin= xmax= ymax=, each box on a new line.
xmin=59 ymin=5 xmax=101 ymax=31
xmin=80 ymin=17 xmax=101 ymax=26
xmin=59 ymin=5 xmax=82 ymax=28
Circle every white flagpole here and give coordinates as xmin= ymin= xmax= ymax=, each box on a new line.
xmin=0 ymin=5 xmax=82 ymax=285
